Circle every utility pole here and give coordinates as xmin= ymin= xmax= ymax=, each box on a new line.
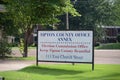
xmin=66 ymin=0 xmax=77 ymax=30
xmin=66 ymin=12 xmax=69 ymax=30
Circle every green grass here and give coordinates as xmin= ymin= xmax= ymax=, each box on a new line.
xmin=96 ymin=43 xmax=120 ymax=49
xmin=0 ymin=64 xmax=120 ymax=80
xmin=12 ymin=47 xmax=36 ymax=50
xmin=6 ymin=56 xmax=36 ymax=61
xmin=0 ymin=56 xmax=36 ymax=61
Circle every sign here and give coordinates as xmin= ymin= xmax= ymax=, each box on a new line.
xmin=37 ymin=31 xmax=94 ymax=64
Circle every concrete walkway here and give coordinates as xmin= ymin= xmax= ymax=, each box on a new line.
xmin=0 ymin=50 xmax=120 ymax=71
xmin=0 ymin=60 xmax=35 ymax=71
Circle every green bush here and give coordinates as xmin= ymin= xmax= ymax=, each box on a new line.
xmin=18 ymin=38 xmax=24 ymax=55
xmin=117 ymin=34 xmax=120 ymax=43
xmin=9 ymin=42 xmax=18 ymax=47
xmin=94 ymin=42 xmax=100 ymax=47
xmin=0 ymin=39 xmax=12 ymax=58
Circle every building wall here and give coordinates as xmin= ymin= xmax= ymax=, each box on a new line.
xmin=104 ymin=26 xmax=120 ymax=43
xmin=0 ymin=4 xmax=6 ymax=12
xmin=7 ymin=36 xmax=15 ymax=43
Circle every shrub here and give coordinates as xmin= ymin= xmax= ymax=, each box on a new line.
xmin=117 ymin=34 xmax=120 ymax=43
xmin=0 ymin=39 xmax=12 ymax=58
xmin=18 ymin=38 xmax=24 ymax=55
xmin=94 ymin=42 xmax=100 ymax=46
xmin=9 ymin=42 xmax=18 ymax=47
xmin=96 ymin=43 xmax=120 ymax=49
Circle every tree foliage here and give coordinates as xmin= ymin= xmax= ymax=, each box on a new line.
xmin=3 ymin=0 xmax=79 ymax=57
xmin=69 ymin=0 xmax=114 ymax=29
xmin=0 ymin=13 xmax=17 ymax=36
xmin=58 ymin=0 xmax=118 ymax=41
xmin=0 ymin=32 xmax=11 ymax=58
xmin=117 ymin=34 xmax=120 ymax=43
xmin=110 ymin=0 xmax=120 ymax=26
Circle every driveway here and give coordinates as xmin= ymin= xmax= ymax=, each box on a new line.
xmin=0 ymin=49 xmax=120 ymax=71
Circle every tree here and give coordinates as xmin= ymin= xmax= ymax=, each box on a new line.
xmin=0 ymin=35 xmax=12 ymax=58
xmin=72 ymin=0 xmax=114 ymax=28
xmin=110 ymin=0 xmax=120 ymax=26
xmin=0 ymin=13 xmax=17 ymax=36
xmin=117 ymin=34 xmax=120 ymax=43
xmin=0 ymin=13 xmax=12 ymax=58
xmin=58 ymin=0 xmax=114 ymax=41
xmin=5 ymin=0 xmax=79 ymax=57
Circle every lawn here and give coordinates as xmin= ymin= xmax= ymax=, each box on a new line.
xmin=6 ymin=56 xmax=36 ymax=61
xmin=12 ymin=47 xmax=36 ymax=50
xmin=0 ymin=64 xmax=120 ymax=80
xmin=96 ymin=43 xmax=120 ymax=49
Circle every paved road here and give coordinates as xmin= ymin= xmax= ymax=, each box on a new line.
xmin=94 ymin=50 xmax=120 ymax=64
xmin=0 ymin=49 xmax=120 ymax=71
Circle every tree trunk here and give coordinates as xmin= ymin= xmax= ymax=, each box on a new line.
xmin=22 ymin=26 xmax=34 ymax=57
xmin=23 ymin=32 xmax=28 ymax=57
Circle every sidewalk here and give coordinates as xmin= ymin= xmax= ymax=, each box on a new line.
xmin=0 ymin=60 xmax=35 ymax=71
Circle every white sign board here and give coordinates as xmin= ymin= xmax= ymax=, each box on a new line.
xmin=37 ymin=31 xmax=93 ymax=63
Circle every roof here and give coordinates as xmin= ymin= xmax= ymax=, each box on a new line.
xmin=102 ymin=26 xmax=120 ymax=29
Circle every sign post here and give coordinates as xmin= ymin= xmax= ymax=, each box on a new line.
xmin=0 ymin=77 xmax=4 ymax=80
xmin=37 ymin=30 xmax=94 ymax=70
